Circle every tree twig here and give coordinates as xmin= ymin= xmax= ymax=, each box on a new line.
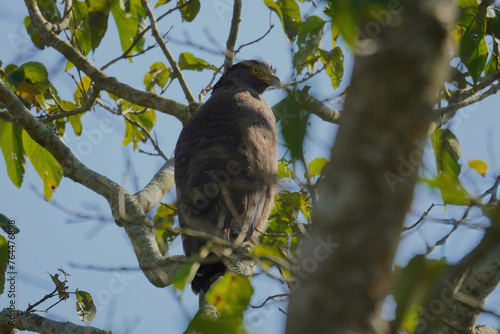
xmin=249 ymin=293 xmax=289 ymax=308
xmin=123 ymin=115 xmax=169 ymax=161
xmin=52 ymin=0 xmax=73 ymax=33
xmin=432 ymin=70 xmax=500 ymax=130
xmin=223 ymin=0 xmax=242 ymax=71
xmin=141 ymin=0 xmax=196 ymax=105
xmin=24 ymin=0 xmax=190 ymax=123
xmin=39 ymin=86 xmax=100 ymax=122
xmin=235 ymin=23 xmax=274 ymax=55
xmin=0 ymin=309 xmax=111 ymax=334
xmin=402 ymin=203 xmax=440 ymax=232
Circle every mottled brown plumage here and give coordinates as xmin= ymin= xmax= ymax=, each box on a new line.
xmin=174 ymin=60 xmax=280 ymax=294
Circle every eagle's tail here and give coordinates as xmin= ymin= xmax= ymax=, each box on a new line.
xmin=192 ymin=262 xmax=226 ymax=297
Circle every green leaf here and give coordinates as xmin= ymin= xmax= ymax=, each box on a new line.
xmin=429 ymin=128 xmax=469 ymax=205
xmin=0 ymin=234 xmax=8 ymax=296
xmin=320 ymin=47 xmax=344 ymax=89
xmin=0 ymin=214 xmax=20 ymax=235
xmin=23 ymin=0 xmax=61 ymax=49
xmin=484 ymin=51 xmax=499 ymax=76
xmin=172 ymin=263 xmax=195 ymax=291
xmin=74 ymin=76 xmax=92 ymax=103
xmin=178 ymin=0 xmax=201 ymax=22
xmin=111 ymin=0 xmax=146 ymax=56
xmin=38 ymin=0 xmax=62 ymax=21
xmin=87 ymin=0 xmax=114 ymax=50
xmin=154 ymin=203 xmax=179 ymax=256
xmin=187 ymin=273 xmax=253 ymax=333
xmin=489 ymin=13 xmax=500 ymax=39
xmin=0 ymin=119 xmax=27 ymax=188
xmin=277 ymin=0 xmax=302 ymax=40
xmin=393 ymin=256 xmax=447 ymax=331
xmin=156 ymin=68 xmax=171 ymax=88
xmin=270 ymin=190 xmax=310 ymax=225
xmin=206 ymin=273 xmax=253 ymax=318
xmin=178 ymin=52 xmax=216 ymax=72
xmin=68 ymin=113 xmax=83 ymax=137
xmin=307 ymin=157 xmax=328 ymax=178
xmin=457 ymin=0 xmax=478 ymax=10
xmin=294 ymin=15 xmax=324 ymax=72
xmin=424 ymin=175 xmax=470 ymax=206
xmin=24 ymin=17 xmax=45 ymax=50
xmin=58 ymin=267 xmax=71 ymax=276
xmin=262 ymin=191 xmax=304 ymax=257
xmin=6 ymin=61 xmax=50 ymax=91
xmin=262 ymin=0 xmax=284 ymax=30
xmin=264 ymin=0 xmax=301 ymax=40
xmin=67 ymin=1 xmax=92 ymax=66
xmin=431 ymin=128 xmax=462 ymax=179
xmin=155 ymin=0 xmax=172 ymax=8
xmin=144 ymin=62 xmax=171 ymax=91
xmin=252 ymin=244 xmax=281 ymax=258
xmin=330 ymin=21 xmax=341 ymax=48
xmin=123 ymin=107 xmax=156 ymax=149
xmin=324 ymin=1 xmax=358 ymax=47
xmin=458 ymin=7 xmax=488 ymax=83
xmin=49 ymin=272 xmax=69 ymax=299
xmin=274 ymin=88 xmax=311 ymax=162
xmin=22 ymin=130 xmax=63 ymax=201
xmin=468 ymin=159 xmax=488 ymax=176
xmin=277 ymin=161 xmax=294 ymax=179
xmin=76 ymin=290 xmax=97 ymax=322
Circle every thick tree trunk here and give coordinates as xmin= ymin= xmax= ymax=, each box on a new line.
xmin=285 ymin=1 xmax=455 ymax=333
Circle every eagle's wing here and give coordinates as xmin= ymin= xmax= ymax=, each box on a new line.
xmin=174 ymin=90 xmax=277 ymax=293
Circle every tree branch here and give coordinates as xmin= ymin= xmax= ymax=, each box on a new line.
xmin=443 ymin=243 xmax=500 ymax=332
xmin=223 ymin=0 xmax=242 ymax=71
xmin=293 ymin=86 xmax=341 ymax=124
xmin=24 ymin=0 xmax=190 ymax=124
xmin=0 ymin=309 xmax=111 ymax=334
xmin=0 ymin=78 xmax=185 ymax=289
xmin=135 ymin=159 xmax=175 ymax=213
xmin=0 ymin=111 xmax=19 ymax=126
xmin=0 ymin=80 xmax=120 ymax=201
xmin=286 ymin=1 xmax=454 ymax=333
xmin=141 ymin=0 xmax=196 ymax=105
xmin=39 ymin=85 xmax=100 ymax=123
xmin=432 ymin=70 xmax=500 ymax=131
xmin=52 ymin=0 xmax=73 ymax=33
xmin=419 ymin=177 xmax=500 ymax=332
xmin=123 ymin=115 xmax=169 ymax=161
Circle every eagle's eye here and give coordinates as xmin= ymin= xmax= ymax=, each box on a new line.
xmin=251 ymin=68 xmax=261 ymax=75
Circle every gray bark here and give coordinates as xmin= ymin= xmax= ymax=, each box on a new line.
xmin=286 ymin=1 xmax=455 ymax=333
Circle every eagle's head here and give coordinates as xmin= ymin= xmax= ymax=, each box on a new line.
xmin=213 ymin=59 xmax=282 ymax=94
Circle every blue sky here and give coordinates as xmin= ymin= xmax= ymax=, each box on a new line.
xmin=1 ymin=1 xmax=500 ymax=333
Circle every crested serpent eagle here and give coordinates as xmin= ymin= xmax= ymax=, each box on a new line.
xmin=174 ymin=60 xmax=281 ymax=294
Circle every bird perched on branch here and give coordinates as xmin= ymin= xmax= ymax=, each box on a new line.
xmin=174 ymin=59 xmax=281 ymax=295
